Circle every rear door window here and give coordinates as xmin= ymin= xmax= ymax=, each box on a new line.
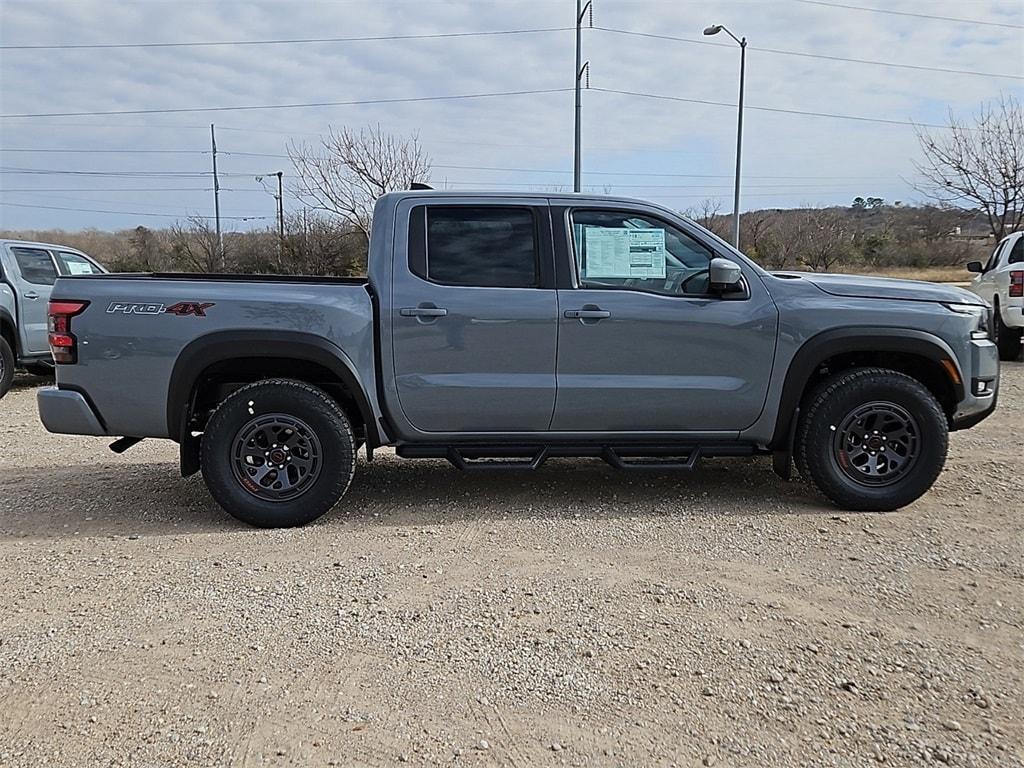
xmin=412 ymin=206 xmax=539 ymax=288
xmin=54 ymin=251 xmax=103 ymax=275
xmin=10 ymin=247 xmax=58 ymax=285
xmin=1008 ymin=236 xmax=1024 ymax=265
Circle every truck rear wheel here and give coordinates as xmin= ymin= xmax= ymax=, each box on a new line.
xmin=200 ymin=378 xmax=356 ymax=527
xmin=994 ymin=301 xmax=1022 ymax=361
xmin=0 ymin=336 xmax=14 ymax=399
xmin=795 ymin=368 xmax=948 ymax=512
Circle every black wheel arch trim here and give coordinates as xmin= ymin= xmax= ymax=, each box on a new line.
xmin=167 ymin=330 xmax=377 ymax=446
xmin=769 ymin=327 xmax=965 ymax=450
xmin=0 ymin=306 xmax=18 ymax=357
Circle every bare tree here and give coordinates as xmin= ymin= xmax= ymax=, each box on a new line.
xmin=167 ymin=216 xmax=222 ymax=273
xmin=795 ymin=208 xmax=851 ymax=272
xmin=914 ymin=94 xmax=1024 ymax=241
xmin=288 ymin=124 xmax=431 ymax=241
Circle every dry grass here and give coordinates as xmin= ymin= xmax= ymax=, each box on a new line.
xmin=832 ymin=265 xmax=972 ymax=284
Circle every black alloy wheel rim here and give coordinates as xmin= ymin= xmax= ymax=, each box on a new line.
xmin=833 ymin=401 xmax=920 ymax=486
xmin=231 ymin=413 xmax=323 ymax=501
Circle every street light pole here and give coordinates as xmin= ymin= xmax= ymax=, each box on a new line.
xmin=704 ymin=24 xmax=746 ymax=250
xmin=574 ymin=0 xmax=592 ymax=193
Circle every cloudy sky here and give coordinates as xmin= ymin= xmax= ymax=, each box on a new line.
xmin=1 ymin=0 xmax=1021 ymax=232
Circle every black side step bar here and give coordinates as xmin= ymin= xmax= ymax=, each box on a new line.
xmin=601 ymin=446 xmax=701 ymax=471
xmin=440 ymin=445 xmax=716 ymax=472
xmin=446 ymin=447 xmax=549 ymax=472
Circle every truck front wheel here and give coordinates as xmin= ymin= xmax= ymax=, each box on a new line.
xmin=200 ymin=378 xmax=356 ymax=527
xmin=0 ymin=336 xmax=14 ymax=399
xmin=795 ymin=368 xmax=948 ymax=511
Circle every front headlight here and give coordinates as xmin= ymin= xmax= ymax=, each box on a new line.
xmin=943 ymin=302 xmax=992 ymax=339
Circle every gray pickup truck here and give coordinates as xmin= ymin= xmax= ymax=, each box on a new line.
xmin=37 ymin=191 xmax=998 ymax=527
xmin=1 ymin=239 xmax=105 ymax=398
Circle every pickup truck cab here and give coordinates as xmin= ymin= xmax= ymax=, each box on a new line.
xmin=967 ymin=231 xmax=1023 ymax=361
xmin=0 ymin=239 xmax=105 ymax=397
xmin=37 ymin=192 xmax=999 ymax=527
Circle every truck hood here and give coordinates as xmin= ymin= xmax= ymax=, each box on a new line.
xmin=771 ymin=271 xmax=984 ymax=306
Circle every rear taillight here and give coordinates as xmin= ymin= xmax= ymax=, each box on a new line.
xmin=48 ymin=300 xmax=89 ymax=363
xmin=1010 ymin=270 xmax=1023 ymax=298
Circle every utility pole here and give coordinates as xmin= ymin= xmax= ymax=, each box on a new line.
xmin=210 ymin=124 xmax=223 ymax=267
xmin=574 ymin=0 xmax=592 ymax=193
xmin=257 ymin=171 xmax=286 ymax=268
xmin=276 ymin=171 xmax=285 ymax=266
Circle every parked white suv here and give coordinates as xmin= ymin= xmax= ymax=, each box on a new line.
xmin=967 ymin=232 xmax=1023 ymax=361
xmin=1 ymin=239 xmax=106 ymax=397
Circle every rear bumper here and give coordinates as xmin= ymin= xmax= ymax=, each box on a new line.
xmin=1000 ymin=299 xmax=1024 ymax=329
xmin=950 ymin=338 xmax=998 ymax=431
xmin=37 ymin=386 xmax=107 ymax=435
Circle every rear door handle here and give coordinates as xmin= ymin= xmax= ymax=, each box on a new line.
xmin=564 ymin=309 xmax=610 ymax=319
xmin=23 ymin=292 xmax=40 ymax=300
xmin=400 ymin=307 xmax=447 ymax=317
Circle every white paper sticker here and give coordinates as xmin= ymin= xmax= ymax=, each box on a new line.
xmin=67 ymin=261 xmax=95 ymax=275
xmin=584 ymin=227 xmax=666 ymax=279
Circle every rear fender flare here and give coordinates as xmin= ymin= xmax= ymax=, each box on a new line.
xmin=167 ymin=330 xmax=376 ymax=445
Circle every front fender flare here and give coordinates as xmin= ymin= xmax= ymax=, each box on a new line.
xmin=769 ymin=326 xmax=964 ymax=450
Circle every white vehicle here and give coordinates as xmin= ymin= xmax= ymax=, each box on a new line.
xmin=967 ymin=232 xmax=1023 ymax=361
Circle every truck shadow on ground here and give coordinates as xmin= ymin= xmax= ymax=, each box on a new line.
xmin=0 ymin=455 xmax=831 ymax=541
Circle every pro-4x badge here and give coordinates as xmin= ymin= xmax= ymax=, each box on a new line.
xmin=107 ymin=301 xmax=215 ymax=316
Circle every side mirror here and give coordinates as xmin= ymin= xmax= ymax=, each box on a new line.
xmin=966 ymin=261 xmax=983 ymax=273
xmin=709 ymin=257 xmax=743 ymax=292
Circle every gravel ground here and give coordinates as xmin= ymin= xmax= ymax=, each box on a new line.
xmin=1 ymin=366 xmax=1021 ymax=768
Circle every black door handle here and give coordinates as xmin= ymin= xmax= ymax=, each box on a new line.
xmin=400 ymin=306 xmax=448 ymax=317
xmin=564 ymin=309 xmax=610 ymax=319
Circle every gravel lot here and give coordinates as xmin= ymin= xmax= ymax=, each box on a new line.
xmin=1 ymin=366 xmax=1021 ymax=768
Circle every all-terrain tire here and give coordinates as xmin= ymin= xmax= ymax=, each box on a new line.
xmin=795 ymin=367 xmax=948 ymax=511
xmin=0 ymin=336 xmax=14 ymax=400
xmin=994 ymin=301 xmax=1023 ymax=361
xmin=200 ymin=378 xmax=356 ymax=527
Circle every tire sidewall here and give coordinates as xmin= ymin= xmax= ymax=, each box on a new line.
xmin=0 ymin=336 xmax=15 ymax=399
xmin=801 ymin=373 xmax=947 ymax=510
xmin=200 ymin=380 xmax=355 ymax=527
xmin=994 ymin=302 xmax=1023 ymax=361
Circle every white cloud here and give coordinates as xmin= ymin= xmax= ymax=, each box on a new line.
xmin=0 ymin=0 xmax=1021 ymax=231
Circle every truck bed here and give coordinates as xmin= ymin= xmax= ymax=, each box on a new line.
xmin=47 ymin=272 xmax=379 ymax=439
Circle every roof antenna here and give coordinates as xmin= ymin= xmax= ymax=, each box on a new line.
xmin=410 ymin=182 xmax=433 ymax=190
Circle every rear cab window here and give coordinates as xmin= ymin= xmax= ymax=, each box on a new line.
xmin=54 ymin=251 xmax=102 ymax=276
xmin=10 ymin=247 xmax=58 ymax=286
xmin=409 ymin=206 xmax=540 ymax=288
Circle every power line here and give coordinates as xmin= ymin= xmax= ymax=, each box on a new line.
xmin=1 ymin=148 xmax=206 ymax=154
xmin=0 ymin=27 xmax=572 ymax=51
xmin=596 ymin=27 xmax=1023 ymax=80
xmin=791 ymin=0 xmax=1024 ymax=29
xmin=591 ymin=87 xmax=950 ymax=129
xmin=433 ymin=163 xmax=895 ymax=180
xmin=1 ymin=85 xmax=959 ymax=130
xmin=0 ymin=88 xmax=573 ymax=119
xmin=0 ymin=201 xmax=272 ymax=220
xmin=1 ymin=167 xmax=209 ymax=177
xmin=0 ymin=187 xmax=215 ymax=192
